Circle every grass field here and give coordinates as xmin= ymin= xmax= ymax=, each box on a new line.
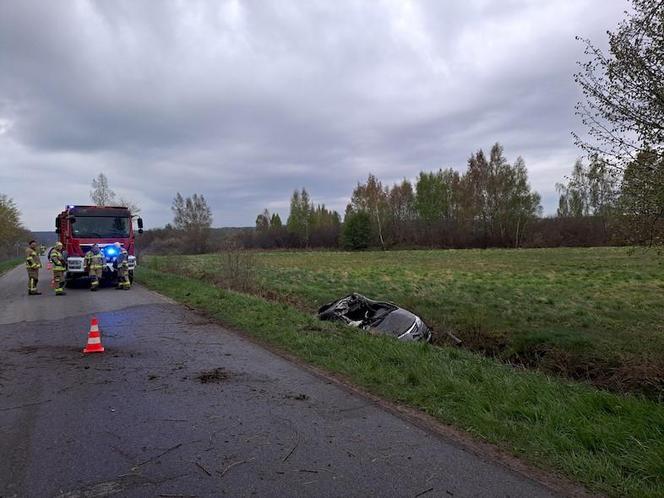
xmin=138 ymin=249 xmax=664 ymax=498
xmin=0 ymin=258 xmax=21 ymax=276
xmin=148 ymin=247 xmax=664 ymax=397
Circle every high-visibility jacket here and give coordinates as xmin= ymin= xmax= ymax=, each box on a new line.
xmin=116 ymin=248 xmax=129 ymax=269
xmin=25 ymin=247 xmax=41 ymax=270
xmin=50 ymin=249 xmax=66 ymax=271
xmin=85 ymin=251 xmax=105 ymax=270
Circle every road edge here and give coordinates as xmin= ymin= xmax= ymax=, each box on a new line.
xmin=153 ymin=293 xmax=598 ymax=498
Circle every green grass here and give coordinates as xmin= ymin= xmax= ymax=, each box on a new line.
xmin=0 ymin=258 xmax=21 ymax=276
xmin=147 ymin=247 xmax=664 ymax=396
xmin=138 ymin=265 xmax=664 ymax=497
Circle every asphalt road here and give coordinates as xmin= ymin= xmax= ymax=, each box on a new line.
xmin=0 ymin=260 xmax=560 ymax=497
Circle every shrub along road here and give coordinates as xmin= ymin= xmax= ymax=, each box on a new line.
xmin=0 ymin=260 xmax=559 ymax=497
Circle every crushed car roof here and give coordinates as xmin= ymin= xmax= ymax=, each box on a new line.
xmin=317 ymin=293 xmax=432 ymax=342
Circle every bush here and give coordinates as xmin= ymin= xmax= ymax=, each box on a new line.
xmin=215 ymin=248 xmax=257 ymax=293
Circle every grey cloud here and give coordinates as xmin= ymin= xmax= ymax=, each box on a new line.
xmin=0 ymin=0 xmax=627 ymax=230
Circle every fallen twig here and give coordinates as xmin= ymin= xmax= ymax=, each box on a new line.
xmin=0 ymin=399 xmax=52 ymax=411
xmin=218 ymin=457 xmax=255 ymax=478
xmin=133 ymin=443 xmax=183 ymax=469
xmin=415 ymin=487 xmax=434 ymax=497
xmin=116 ymin=472 xmax=140 ymax=479
xmin=444 ymin=329 xmax=462 ymax=345
xmin=195 ymin=461 xmax=212 ymax=476
xmin=282 ymin=438 xmax=300 ymax=462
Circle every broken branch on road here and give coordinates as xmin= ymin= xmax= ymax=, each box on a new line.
xmin=0 ymin=399 xmax=52 ymax=411
xmin=194 ymin=461 xmax=212 ymax=476
xmin=282 ymin=437 xmax=300 ymax=462
xmin=132 ymin=443 xmax=183 ymax=470
xmin=218 ymin=457 xmax=255 ymax=478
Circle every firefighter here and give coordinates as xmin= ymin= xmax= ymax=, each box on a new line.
xmin=84 ymin=244 xmax=105 ymax=291
xmin=25 ymin=239 xmax=42 ymax=295
xmin=50 ymin=241 xmax=67 ymax=296
xmin=113 ymin=242 xmax=131 ymax=290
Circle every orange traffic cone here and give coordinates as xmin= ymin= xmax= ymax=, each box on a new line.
xmin=83 ymin=317 xmax=105 ymax=354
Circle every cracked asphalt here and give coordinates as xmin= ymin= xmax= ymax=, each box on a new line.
xmin=0 ymin=260 xmax=559 ymax=497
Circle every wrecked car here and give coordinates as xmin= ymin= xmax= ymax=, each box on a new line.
xmin=317 ymin=293 xmax=432 ymax=342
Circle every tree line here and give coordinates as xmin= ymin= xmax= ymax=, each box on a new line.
xmin=236 ymin=145 xmax=661 ymax=251
xmin=243 ymin=143 xmax=542 ymax=250
xmin=344 ymin=144 xmax=541 ymax=249
xmin=243 ymin=189 xmax=341 ymax=249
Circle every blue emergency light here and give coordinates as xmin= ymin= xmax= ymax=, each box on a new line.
xmin=104 ymin=247 xmax=117 ymax=256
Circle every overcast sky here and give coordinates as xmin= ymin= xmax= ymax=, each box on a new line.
xmin=0 ymin=0 xmax=627 ymax=230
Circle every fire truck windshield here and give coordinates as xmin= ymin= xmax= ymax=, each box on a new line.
xmin=71 ymin=216 xmax=130 ymax=238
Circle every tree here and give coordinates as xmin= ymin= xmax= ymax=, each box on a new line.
xmin=0 ymin=194 xmax=22 ymax=240
xmin=587 ymin=158 xmax=618 ymax=217
xmin=118 ymin=197 xmax=141 ymax=215
xmin=90 ymin=173 xmax=116 ymax=206
xmin=342 ymin=210 xmax=371 ymax=250
xmin=463 ymin=144 xmax=541 ymax=246
xmin=251 ymin=208 xmax=286 ymax=248
xmin=349 ymin=174 xmax=389 ymax=249
xmin=573 ymin=0 xmax=663 ymax=241
xmin=387 ymin=179 xmax=416 ymax=244
xmin=557 ymin=158 xmax=618 ymax=221
xmin=90 ymin=174 xmax=141 ymax=214
xmin=0 ymin=194 xmax=28 ymax=259
xmin=557 ymin=160 xmax=590 ymax=217
xmin=504 ymin=156 xmax=542 ymax=247
xmin=414 ymin=169 xmax=461 ymax=245
xmin=287 ymin=189 xmax=313 ymax=246
xmin=171 ymin=193 xmax=213 ymax=254
xmin=270 ymin=213 xmax=283 ymax=228
xmin=620 ymin=150 xmax=664 ymax=245
xmin=309 ymin=204 xmax=341 ymax=247
xmin=414 ymin=171 xmax=446 ymax=226
xmin=464 ymin=148 xmax=491 ymax=243
xmin=255 ymin=209 xmax=270 ymax=232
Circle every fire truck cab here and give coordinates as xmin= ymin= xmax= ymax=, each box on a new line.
xmin=55 ymin=205 xmax=143 ymax=284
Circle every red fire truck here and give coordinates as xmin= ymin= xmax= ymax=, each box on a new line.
xmin=55 ymin=205 xmax=143 ymax=284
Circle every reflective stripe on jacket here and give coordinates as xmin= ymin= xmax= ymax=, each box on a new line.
xmin=85 ymin=251 xmax=105 ymax=269
xmin=25 ymin=248 xmax=41 ymax=270
xmin=50 ymin=249 xmax=66 ymax=271
xmin=117 ymin=248 xmax=129 ymax=268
